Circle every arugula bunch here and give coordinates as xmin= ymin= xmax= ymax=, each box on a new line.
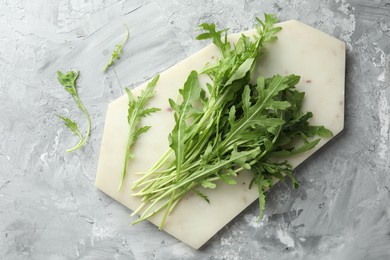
xmin=131 ymin=14 xmax=332 ymax=228
xmin=57 ymin=70 xmax=91 ymax=152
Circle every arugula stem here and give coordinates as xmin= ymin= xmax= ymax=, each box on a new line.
xmin=64 ymin=127 xmax=84 ymax=153
xmin=72 ymin=95 xmax=91 ymax=149
xmin=135 ymin=163 xmax=201 ymax=197
xmin=147 ymin=148 xmax=259 ymax=202
xmin=132 ymin=150 xmax=174 ymax=189
xmin=133 ymin=149 xmax=259 ymax=223
xmin=119 ymin=134 xmax=133 ymax=190
xmin=160 ymin=191 xmax=176 ymax=229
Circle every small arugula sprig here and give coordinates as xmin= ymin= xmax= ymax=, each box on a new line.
xmin=119 ymin=75 xmax=161 ymax=191
xmin=57 ymin=70 xmax=91 ymax=152
xmin=103 ymin=25 xmax=129 ymax=72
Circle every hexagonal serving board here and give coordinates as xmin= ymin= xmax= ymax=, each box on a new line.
xmin=95 ymin=20 xmax=345 ymax=249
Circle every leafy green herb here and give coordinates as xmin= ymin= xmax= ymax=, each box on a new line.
xmin=168 ymin=71 xmax=201 ymax=181
xmin=57 ymin=70 xmax=91 ymax=152
xmin=119 ymin=75 xmax=161 ymax=191
xmin=56 ymin=115 xmax=83 ymax=143
xmin=103 ymin=24 xmax=129 ymax=72
xmin=131 ymin=14 xmax=332 ymax=228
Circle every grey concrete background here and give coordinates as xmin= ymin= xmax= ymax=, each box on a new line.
xmin=0 ymin=0 xmax=389 ymax=259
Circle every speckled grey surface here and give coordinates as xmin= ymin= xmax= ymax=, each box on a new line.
xmin=1 ymin=0 xmax=390 ymax=259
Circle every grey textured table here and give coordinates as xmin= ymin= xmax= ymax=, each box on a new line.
xmin=1 ymin=0 xmax=389 ymax=259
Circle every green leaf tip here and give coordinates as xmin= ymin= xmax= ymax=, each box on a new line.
xmin=103 ymin=24 xmax=130 ymax=72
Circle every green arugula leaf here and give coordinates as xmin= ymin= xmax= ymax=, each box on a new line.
xmin=256 ymin=174 xmax=270 ymax=221
xmin=103 ymin=24 xmax=129 ymax=72
xmin=192 ymin=189 xmax=210 ymax=204
xmin=225 ymin=58 xmax=255 ymax=86
xmin=57 ymin=115 xmax=83 ymax=142
xmin=119 ymin=75 xmax=161 ymax=191
xmin=271 ymin=138 xmax=321 ymax=157
xmin=197 ymin=23 xmax=230 ymax=57
xmin=56 ymin=70 xmax=91 ymax=152
xmin=168 ymin=71 xmax=201 ymax=180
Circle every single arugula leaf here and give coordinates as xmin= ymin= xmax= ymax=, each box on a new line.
xmin=57 ymin=115 xmax=83 ymax=146
xmin=119 ymin=75 xmax=161 ymax=191
xmin=271 ymin=138 xmax=321 ymax=157
xmin=192 ymin=189 xmax=210 ymax=204
xmin=103 ymin=24 xmax=129 ymax=72
xmin=57 ymin=70 xmax=79 ymax=95
xmin=225 ymin=58 xmax=255 ymax=86
xmin=168 ymin=71 xmax=201 ymax=180
xmin=57 ymin=70 xmax=91 ymax=152
xmin=197 ymin=23 xmax=230 ymax=58
xmin=316 ymin=126 xmax=334 ymax=137
xmin=256 ymin=174 xmax=270 ymax=221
